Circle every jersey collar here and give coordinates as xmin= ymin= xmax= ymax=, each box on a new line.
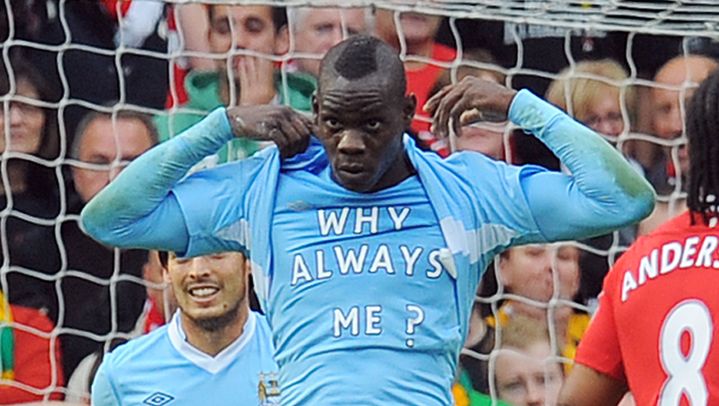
xmin=167 ymin=310 xmax=257 ymax=374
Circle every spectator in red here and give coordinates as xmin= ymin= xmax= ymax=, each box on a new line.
xmin=374 ymin=8 xmax=456 ymax=142
xmin=0 ymin=292 xmax=63 ymax=404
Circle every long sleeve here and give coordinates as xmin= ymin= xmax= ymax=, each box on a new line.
xmin=509 ymin=89 xmax=656 ymax=241
xmin=81 ymin=108 xmax=235 ymax=253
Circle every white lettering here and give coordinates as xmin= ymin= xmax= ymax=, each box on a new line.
xmin=354 ymin=207 xmax=379 ymax=234
xmin=427 ymin=249 xmax=443 ymax=279
xmin=388 ymin=207 xmax=411 ymax=230
xmin=369 ymin=245 xmax=395 ymax=274
xmin=400 ymin=246 xmax=423 ymax=276
xmin=318 ymin=208 xmax=350 ymax=236
xmin=333 ymin=307 xmax=359 ymax=337
xmin=660 ymin=242 xmax=683 ymax=275
xmin=695 ymin=236 xmax=717 ymax=268
xmin=621 ymin=271 xmax=638 ymax=302
xmin=680 ymin=236 xmax=700 ymax=269
xmin=335 ymin=245 xmax=369 ymax=275
xmin=365 ymin=305 xmax=382 ymax=335
xmin=316 ymin=250 xmax=332 ymax=280
xmin=291 ymin=254 xmax=312 ymax=286
xmin=638 ymin=249 xmax=659 ymax=285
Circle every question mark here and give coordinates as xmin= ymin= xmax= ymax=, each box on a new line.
xmin=405 ymin=305 xmax=425 ymax=348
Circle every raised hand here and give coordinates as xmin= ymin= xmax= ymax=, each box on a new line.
xmin=226 ymin=105 xmax=314 ymax=158
xmin=424 ymin=76 xmax=517 ymax=139
xmin=237 ymin=55 xmax=277 ymax=106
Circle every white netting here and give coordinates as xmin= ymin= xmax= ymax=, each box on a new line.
xmin=1 ymin=0 xmax=716 ymax=403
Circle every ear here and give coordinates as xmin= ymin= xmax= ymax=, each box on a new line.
xmin=403 ymin=93 xmax=417 ymax=127
xmin=498 ymin=256 xmax=512 ymax=288
xmin=275 ymin=25 xmax=290 ymax=55
xmin=312 ymin=93 xmax=319 ymax=119
xmin=162 ymin=265 xmax=171 ymax=284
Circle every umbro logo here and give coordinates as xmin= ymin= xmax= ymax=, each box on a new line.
xmin=143 ymin=392 xmax=174 ymax=406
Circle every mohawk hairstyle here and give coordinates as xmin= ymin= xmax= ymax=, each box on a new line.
xmin=333 ymin=35 xmax=380 ymax=80
xmin=687 ymin=67 xmax=719 ymax=223
xmin=320 ymin=35 xmax=406 ymax=97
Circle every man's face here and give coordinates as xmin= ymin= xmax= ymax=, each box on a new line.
xmin=0 ymin=78 xmax=45 ymax=155
xmin=499 ymin=244 xmax=580 ymax=303
xmin=314 ymin=76 xmax=414 ymax=192
xmin=292 ymin=8 xmax=367 ymax=77
xmin=208 ymin=5 xmax=278 ymax=71
xmin=72 ymin=117 xmax=154 ymax=203
xmin=495 ymin=342 xmax=564 ymax=406
xmin=165 ymin=252 xmax=249 ymax=331
xmin=374 ymin=9 xmax=441 ymax=46
xmin=651 ymin=57 xmax=717 ymax=175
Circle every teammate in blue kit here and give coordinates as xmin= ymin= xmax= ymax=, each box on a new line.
xmin=81 ymin=36 xmax=655 ymax=405
xmin=91 ymin=252 xmax=279 ymax=405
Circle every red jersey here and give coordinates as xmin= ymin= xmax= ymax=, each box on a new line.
xmin=576 ymin=211 xmax=719 ymax=405
xmin=0 ymin=305 xmax=63 ymax=403
xmin=407 ymin=43 xmax=456 ymax=138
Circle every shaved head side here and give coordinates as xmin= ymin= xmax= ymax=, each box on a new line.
xmin=319 ymin=35 xmax=406 ymax=99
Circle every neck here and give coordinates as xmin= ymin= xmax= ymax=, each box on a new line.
xmin=1 ymin=163 xmax=28 ymax=195
xmin=371 ymin=151 xmax=414 ymax=192
xmin=180 ymin=304 xmax=250 ymax=357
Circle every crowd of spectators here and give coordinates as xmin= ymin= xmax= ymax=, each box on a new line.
xmin=0 ymin=1 xmax=716 ymax=404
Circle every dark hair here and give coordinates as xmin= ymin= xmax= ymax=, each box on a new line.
xmin=0 ymin=55 xmax=60 ymax=199
xmin=687 ymin=67 xmax=719 ymax=222
xmin=158 ymin=251 xmax=169 ymax=268
xmin=207 ymin=5 xmax=287 ymax=34
xmin=319 ymin=35 xmax=406 ymax=97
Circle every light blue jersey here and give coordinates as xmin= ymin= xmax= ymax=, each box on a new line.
xmin=91 ymin=312 xmax=279 ymax=406
xmin=81 ymin=90 xmax=656 ymax=406
xmin=271 ymin=169 xmax=455 ymax=404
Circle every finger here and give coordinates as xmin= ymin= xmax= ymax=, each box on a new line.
xmin=270 ymin=127 xmax=291 ymax=157
xmin=283 ymin=113 xmax=313 ymax=156
xmin=459 ymin=108 xmax=482 ymax=127
xmin=245 ymin=55 xmax=258 ymax=80
xmin=433 ymin=88 xmax=463 ymax=139
xmin=290 ymin=113 xmax=312 ymax=136
xmin=424 ymin=84 xmax=453 ymax=115
xmin=238 ymin=59 xmax=253 ymax=106
xmin=448 ymin=99 xmax=470 ymax=138
xmin=289 ymin=115 xmax=312 ymax=152
xmin=278 ymin=119 xmax=305 ymax=158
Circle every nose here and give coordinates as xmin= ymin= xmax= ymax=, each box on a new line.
xmin=9 ymin=104 xmax=23 ymax=126
xmin=666 ymin=109 xmax=683 ymax=138
xmin=524 ymin=381 xmax=545 ymax=406
xmin=232 ymin=28 xmax=250 ymax=51
xmin=188 ymin=257 xmax=211 ymax=279
xmin=539 ymin=252 xmax=553 ymax=273
xmin=330 ymin=26 xmax=344 ymax=46
xmin=597 ymin=119 xmax=623 ymax=137
xmin=337 ymin=131 xmax=365 ymax=155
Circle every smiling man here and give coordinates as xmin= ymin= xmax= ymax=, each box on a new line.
xmin=81 ymin=35 xmax=654 ymax=405
xmin=91 ymin=252 xmax=278 ymax=405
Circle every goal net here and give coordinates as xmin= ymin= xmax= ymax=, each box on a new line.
xmin=1 ymin=0 xmax=717 ymax=403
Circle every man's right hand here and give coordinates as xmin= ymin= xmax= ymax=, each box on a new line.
xmin=227 ymin=105 xmax=314 ymax=158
